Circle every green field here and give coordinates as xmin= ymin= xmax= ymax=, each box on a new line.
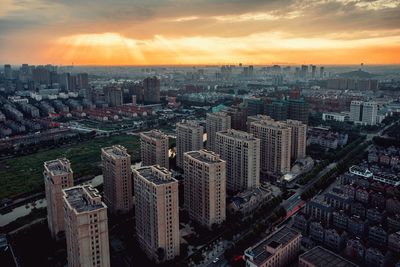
xmin=0 ymin=135 xmax=141 ymax=200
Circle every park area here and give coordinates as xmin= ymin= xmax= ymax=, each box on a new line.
xmin=0 ymin=134 xmax=141 ymax=200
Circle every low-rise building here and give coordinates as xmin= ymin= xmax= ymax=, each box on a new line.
xmin=228 ymin=187 xmax=273 ymax=215
xmin=244 ymin=226 xmax=301 ymax=267
xmin=305 ymin=198 xmax=334 ymax=226
xmin=333 ymin=211 xmax=348 ymax=230
xmin=293 ymin=213 xmax=309 ymax=235
xmin=322 ymin=112 xmax=350 ymax=122
xmin=388 ymin=231 xmax=400 ymax=253
xmin=347 ymin=215 xmax=368 ymax=237
xmin=324 ymin=191 xmax=352 ymax=211
xmin=365 ymin=247 xmax=391 ymax=267
xmin=324 ymin=228 xmax=347 ymax=252
xmin=346 ymin=238 xmax=365 ymax=262
xmin=368 ymin=226 xmax=388 ymax=246
xmin=309 ymin=221 xmax=325 ymax=243
xmin=355 ymin=188 xmax=369 ymax=204
xmin=351 ymin=202 xmax=367 ymax=218
xmin=366 ymin=208 xmax=386 ymax=224
xmin=388 ymin=214 xmax=400 ymax=232
xmin=299 ymin=246 xmax=358 ymax=267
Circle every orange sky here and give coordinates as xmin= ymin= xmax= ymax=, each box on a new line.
xmin=1 ymin=0 xmax=400 ymax=65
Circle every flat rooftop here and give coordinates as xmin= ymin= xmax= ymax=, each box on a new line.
xmin=300 ymin=246 xmax=358 ymax=267
xmin=247 ymin=226 xmax=300 ymax=265
xmin=44 ymin=158 xmax=72 ymax=175
xmin=64 ymin=185 xmax=105 ymax=213
xmin=185 ymin=150 xmax=224 ymax=164
xmin=177 ymin=120 xmax=202 ymax=129
xmin=207 ymin=112 xmax=230 ymax=118
xmin=135 ymin=166 xmax=176 ymax=185
xmin=102 ymin=145 xmax=129 ymax=159
xmin=251 ymin=119 xmax=290 ymax=130
xmin=218 ymin=129 xmax=258 ymax=141
xmin=141 ymin=130 xmax=168 ymax=139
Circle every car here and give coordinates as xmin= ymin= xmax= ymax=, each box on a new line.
xmin=212 ymin=257 xmax=220 ymax=263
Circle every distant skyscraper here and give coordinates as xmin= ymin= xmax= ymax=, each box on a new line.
xmin=206 ymin=112 xmax=231 ymax=152
xmin=176 ymin=120 xmax=203 ymax=168
xmin=64 ymin=185 xmax=110 ymax=267
xmin=4 ymin=64 xmax=12 ymax=79
xmin=128 ymin=82 xmax=144 ymax=104
xmin=286 ymin=120 xmax=307 ymax=160
xmin=44 ymin=158 xmax=74 ymax=239
xmin=350 ymin=101 xmax=378 ymax=125
xmin=184 ymin=150 xmax=226 ymax=228
xmin=76 ymin=73 xmax=89 ymax=89
xmin=301 ymin=65 xmax=308 ymax=78
xmin=250 ymin=118 xmax=292 ymax=177
xmin=101 ymin=145 xmax=133 ymax=214
xmin=104 ymin=86 xmax=123 ymax=107
xmin=32 ymin=66 xmax=51 ymax=85
xmin=311 ymin=65 xmax=316 ymax=79
xmin=320 ymin=66 xmax=325 ymax=78
xmin=140 ymin=130 xmax=169 ymax=169
xmin=133 ymin=166 xmax=180 ymax=263
xmin=143 ymin=76 xmax=160 ymax=103
xmin=216 ymin=129 xmax=260 ymax=192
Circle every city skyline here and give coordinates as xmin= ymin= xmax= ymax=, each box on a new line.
xmin=1 ymin=0 xmax=400 ymax=65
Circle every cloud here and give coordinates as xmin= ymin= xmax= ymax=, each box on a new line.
xmin=0 ymin=0 xmax=399 ymax=64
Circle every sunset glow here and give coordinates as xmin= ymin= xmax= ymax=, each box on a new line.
xmin=1 ymin=0 xmax=400 ymax=65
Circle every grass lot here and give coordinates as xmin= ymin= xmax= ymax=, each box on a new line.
xmin=0 ymin=135 xmax=141 ymax=200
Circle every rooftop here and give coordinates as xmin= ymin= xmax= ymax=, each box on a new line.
xmin=300 ymin=246 xmax=359 ymax=267
xmin=141 ymin=129 xmax=168 ymax=140
xmin=135 ymin=165 xmax=177 ymax=185
xmin=102 ymin=145 xmax=130 ymax=159
xmin=218 ymin=129 xmax=259 ymax=141
xmin=177 ymin=119 xmax=202 ymax=129
xmin=185 ymin=149 xmax=224 ymax=164
xmin=44 ymin=158 xmax=72 ymax=175
xmin=207 ymin=111 xmax=230 ymax=118
xmin=64 ymin=185 xmax=105 ymax=213
xmin=246 ymin=226 xmax=300 ymax=265
xmin=251 ymin=119 xmax=291 ymax=130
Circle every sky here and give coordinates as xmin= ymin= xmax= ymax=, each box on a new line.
xmin=0 ymin=0 xmax=400 ymax=65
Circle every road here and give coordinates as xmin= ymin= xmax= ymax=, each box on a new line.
xmin=281 ymin=120 xmax=399 ymax=224
xmin=283 ymin=162 xmax=337 ymax=212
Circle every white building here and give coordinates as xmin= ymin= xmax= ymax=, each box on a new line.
xmin=350 ymin=101 xmax=378 ymax=125
xmin=322 ymin=112 xmax=349 ymax=122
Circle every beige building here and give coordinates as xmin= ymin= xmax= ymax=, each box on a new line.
xmin=216 ymin=129 xmax=260 ymax=192
xmin=133 ymin=165 xmax=180 ymax=262
xmin=183 ymin=150 xmax=226 ymax=228
xmin=140 ymin=130 xmax=169 ymax=169
xmin=101 ymin=145 xmax=133 ymax=214
xmin=176 ymin=120 xmax=203 ymax=168
xmin=249 ymin=118 xmax=292 ymax=176
xmin=206 ymin=112 xmax=231 ymax=152
xmin=247 ymin=115 xmax=273 ymax=131
xmin=64 ymin=185 xmax=110 ymax=267
xmin=44 ymin=158 xmax=74 ymax=239
xmin=244 ymin=226 xmax=301 ymax=267
xmin=286 ymin=120 xmax=307 ymax=160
